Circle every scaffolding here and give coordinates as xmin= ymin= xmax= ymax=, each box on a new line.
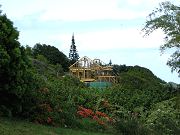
xmin=69 ymin=56 xmax=116 ymax=83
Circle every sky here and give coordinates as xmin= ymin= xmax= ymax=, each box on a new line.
xmin=0 ymin=0 xmax=179 ymax=83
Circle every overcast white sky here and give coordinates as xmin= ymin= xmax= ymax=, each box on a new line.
xmin=0 ymin=0 xmax=179 ymax=83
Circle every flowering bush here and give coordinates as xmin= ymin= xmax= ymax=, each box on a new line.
xmin=77 ymin=106 xmax=113 ymax=127
xmin=28 ymin=76 xmax=84 ymax=128
xmin=32 ymin=102 xmax=54 ymax=125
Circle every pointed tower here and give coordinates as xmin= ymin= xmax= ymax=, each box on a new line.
xmin=69 ymin=33 xmax=79 ymax=62
xmin=109 ymin=59 xmax=112 ymax=66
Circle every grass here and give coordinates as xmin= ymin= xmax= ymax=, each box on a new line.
xmin=0 ymin=117 xmax=112 ymax=135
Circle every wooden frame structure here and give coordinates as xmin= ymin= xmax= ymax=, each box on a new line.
xmin=69 ymin=56 xmax=116 ymax=83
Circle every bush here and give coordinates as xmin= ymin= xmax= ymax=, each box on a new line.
xmin=146 ymin=97 xmax=180 ymax=134
xmin=114 ymin=118 xmax=151 ymax=135
xmin=22 ymin=74 xmax=84 ymax=128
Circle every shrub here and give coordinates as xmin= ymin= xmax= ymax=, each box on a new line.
xmin=22 ymin=75 xmax=84 ymax=128
xmin=146 ymin=97 xmax=180 ymax=134
xmin=77 ymin=106 xmax=113 ymax=131
xmin=114 ymin=118 xmax=151 ymax=135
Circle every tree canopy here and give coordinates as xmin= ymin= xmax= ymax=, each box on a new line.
xmin=0 ymin=9 xmax=33 ymax=116
xmin=32 ymin=43 xmax=70 ymax=71
xmin=69 ymin=34 xmax=79 ymax=64
xmin=0 ymin=10 xmax=27 ymax=92
xmin=142 ymin=1 xmax=180 ymax=76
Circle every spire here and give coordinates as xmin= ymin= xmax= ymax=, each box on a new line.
xmin=71 ymin=32 xmax=75 ymax=46
xmin=109 ymin=59 xmax=112 ymax=66
xmin=69 ymin=33 xmax=79 ymax=62
xmin=72 ymin=32 xmax=74 ymax=39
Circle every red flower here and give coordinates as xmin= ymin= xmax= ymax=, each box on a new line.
xmin=84 ymin=108 xmax=94 ymax=116
xmin=77 ymin=111 xmax=88 ymax=118
xmin=95 ymin=111 xmax=107 ymax=117
xmin=97 ymin=120 xmax=105 ymax=125
xmin=92 ymin=115 xmax=99 ymax=120
xmin=77 ymin=106 xmax=113 ymax=126
xmin=77 ymin=106 xmax=94 ymax=117
xmin=47 ymin=105 xmax=53 ymax=112
xmin=47 ymin=117 xmax=52 ymax=124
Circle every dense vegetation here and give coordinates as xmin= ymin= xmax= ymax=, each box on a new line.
xmin=32 ymin=43 xmax=70 ymax=71
xmin=0 ymin=3 xmax=180 ymax=135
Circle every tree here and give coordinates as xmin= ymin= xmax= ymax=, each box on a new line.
xmin=69 ymin=33 xmax=79 ymax=64
xmin=25 ymin=45 xmax=33 ymax=57
xmin=0 ymin=9 xmax=31 ymax=116
xmin=32 ymin=43 xmax=70 ymax=71
xmin=109 ymin=59 xmax=112 ymax=66
xmin=142 ymin=1 xmax=180 ymax=76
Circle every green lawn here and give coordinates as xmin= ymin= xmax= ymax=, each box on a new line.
xmin=0 ymin=117 xmax=112 ymax=135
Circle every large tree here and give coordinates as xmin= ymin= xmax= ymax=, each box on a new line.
xmin=0 ymin=8 xmax=32 ymax=116
xmin=69 ymin=34 xmax=79 ymax=64
xmin=33 ymin=43 xmax=70 ymax=71
xmin=142 ymin=1 xmax=180 ymax=76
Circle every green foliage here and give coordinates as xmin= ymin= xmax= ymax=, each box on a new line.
xmin=69 ymin=34 xmax=79 ymax=63
xmin=143 ymin=1 xmax=180 ymax=75
xmin=102 ymin=65 xmax=179 ymax=134
xmin=146 ymin=97 xmax=180 ymax=134
xmin=36 ymin=54 xmax=48 ymax=64
xmin=32 ymin=43 xmax=70 ymax=71
xmin=77 ymin=118 xmax=105 ymax=132
xmin=25 ymin=74 xmax=84 ymax=128
xmin=0 ymin=11 xmax=36 ymax=117
xmin=114 ymin=118 xmax=151 ymax=135
xmin=113 ymin=64 xmax=129 ymax=75
xmin=108 ymin=65 xmax=171 ymax=111
xmin=113 ymin=65 xmax=165 ymax=84
xmin=25 ymin=45 xmax=33 ymax=57
xmin=20 ymin=69 xmax=46 ymax=118
xmin=31 ymin=58 xmax=65 ymax=79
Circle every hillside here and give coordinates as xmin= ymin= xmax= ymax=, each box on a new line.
xmin=113 ymin=65 xmax=166 ymax=84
